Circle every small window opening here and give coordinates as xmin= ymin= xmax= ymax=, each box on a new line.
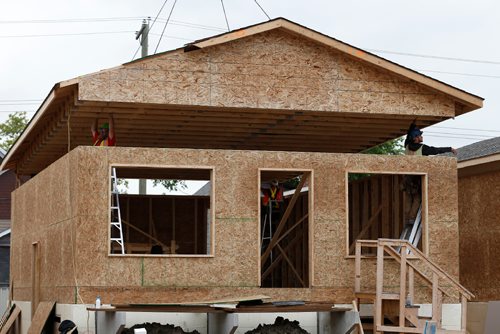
xmin=110 ymin=167 xmax=212 ymax=255
xmin=348 ymin=173 xmax=424 ymax=255
xmin=260 ymin=170 xmax=310 ymax=288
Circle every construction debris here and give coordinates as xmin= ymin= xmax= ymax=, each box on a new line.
xmin=244 ymin=316 xmax=309 ymax=334
xmin=122 ymin=322 xmax=200 ymax=334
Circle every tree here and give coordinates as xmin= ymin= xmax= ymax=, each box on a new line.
xmin=350 ymin=138 xmax=405 ymax=181
xmin=362 ymin=138 xmax=404 ymax=155
xmin=0 ymin=112 xmax=29 ymax=151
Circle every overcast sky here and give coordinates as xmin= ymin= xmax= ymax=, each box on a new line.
xmin=1 ymin=0 xmax=499 ymax=148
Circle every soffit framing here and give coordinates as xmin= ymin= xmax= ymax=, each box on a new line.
xmin=8 ymin=96 xmax=446 ymax=175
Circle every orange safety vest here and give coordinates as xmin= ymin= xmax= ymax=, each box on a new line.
xmin=262 ymin=185 xmax=283 ymax=208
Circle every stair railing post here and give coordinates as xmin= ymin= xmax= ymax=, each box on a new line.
xmin=461 ymin=293 xmax=467 ymax=332
xmin=399 ymin=244 xmax=407 ymax=328
xmin=432 ymin=272 xmax=442 ymax=327
xmin=375 ymin=242 xmax=384 ymax=333
xmin=355 ymin=241 xmax=361 ymax=293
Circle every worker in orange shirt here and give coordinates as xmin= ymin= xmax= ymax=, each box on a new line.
xmin=91 ymin=115 xmax=116 ymax=146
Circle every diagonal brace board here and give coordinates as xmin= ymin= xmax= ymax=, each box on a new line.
xmin=261 ymin=173 xmax=309 ymax=265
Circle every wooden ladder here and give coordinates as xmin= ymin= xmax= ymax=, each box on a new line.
xmin=354 ymin=239 xmax=474 ymax=334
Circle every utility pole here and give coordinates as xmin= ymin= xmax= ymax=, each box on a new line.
xmin=135 ymin=18 xmax=150 ymax=58
xmin=136 ymin=18 xmax=150 ymax=195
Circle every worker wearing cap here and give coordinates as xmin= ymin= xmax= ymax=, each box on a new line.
xmin=91 ymin=115 xmax=116 ymax=146
xmin=404 ymin=122 xmax=456 ymax=156
xmin=262 ymin=179 xmax=284 ymax=209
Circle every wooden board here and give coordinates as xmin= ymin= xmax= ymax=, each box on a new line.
xmin=0 ymin=305 xmax=21 ymax=334
xmin=27 ymin=301 xmax=55 ymax=334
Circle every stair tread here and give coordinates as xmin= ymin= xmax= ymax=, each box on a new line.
xmin=355 ymin=291 xmax=401 ymax=300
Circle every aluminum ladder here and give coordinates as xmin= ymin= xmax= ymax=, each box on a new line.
xmin=110 ymin=168 xmax=125 ymax=254
xmin=400 ymin=204 xmax=422 ymax=248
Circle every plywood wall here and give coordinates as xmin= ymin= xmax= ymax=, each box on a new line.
xmin=78 ymin=29 xmax=454 ymax=117
xmin=459 ymin=170 xmax=500 ymax=301
xmin=10 ymin=146 xmax=459 ymax=304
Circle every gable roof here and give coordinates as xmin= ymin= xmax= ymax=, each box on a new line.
xmin=184 ymin=17 xmax=483 ymax=112
xmin=0 ymin=18 xmax=484 ymax=175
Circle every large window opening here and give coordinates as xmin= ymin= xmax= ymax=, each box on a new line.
xmin=348 ymin=173 xmax=425 ymax=255
xmin=110 ymin=167 xmax=212 ymax=256
xmin=260 ymin=170 xmax=310 ymax=288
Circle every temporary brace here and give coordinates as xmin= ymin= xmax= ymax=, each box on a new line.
xmin=110 ymin=168 xmax=125 ymax=254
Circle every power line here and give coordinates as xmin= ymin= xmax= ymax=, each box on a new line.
xmin=425 ymin=134 xmax=495 ymax=141
xmin=220 ymin=0 xmax=230 ymax=31
xmin=433 ymin=126 xmax=500 ymax=133
xmin=0 ymin=102 xmax=40 ymax=105
xmin=254 ymin=0 xmax=271 ymax=20
xmin=0 ymin=31 xmax=134 ymax=38
xmin=425 ymin=131 xmax=494 ymax=139
xmin=154 ymin=0 xmax=179 ymax=54
xmin=418 ymin=69 xmax=500 ymax=79
xmin=368 ymin=48 xmax=500 ymax=65
xmin=0 ymin=17 xmax=142 ymax=24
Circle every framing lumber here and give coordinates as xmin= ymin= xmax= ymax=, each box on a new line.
xmin=261 ymin=173 xmax=309 ymax=265
xmin=0 ymin=305 xmax=21 ymax=334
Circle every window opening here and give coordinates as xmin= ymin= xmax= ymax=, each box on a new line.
xmin=260 ymin=170 xmax=310 ymax=288
xmin=348 ymin=173 xmax=424 ymax=255
xmin=110 ymin=167 xmax=212 ymax=255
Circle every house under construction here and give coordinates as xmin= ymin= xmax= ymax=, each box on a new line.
xmin=0 ymin=18 xmax=484 ymax=334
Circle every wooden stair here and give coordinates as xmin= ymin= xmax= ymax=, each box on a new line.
xmin=354 ymin=239 xmax=474 ymax=334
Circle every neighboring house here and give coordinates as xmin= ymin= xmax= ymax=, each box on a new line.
xmin=456 ymin=137 xmax=500 ymax=332
xmin=0 ymin=18 xmax=484 ymax=334
xmin=0 ymin=148 xmax=16 ymax=315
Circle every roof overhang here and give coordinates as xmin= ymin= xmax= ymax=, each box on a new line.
xmin=458 ymin=153 xmax=500 ymax=177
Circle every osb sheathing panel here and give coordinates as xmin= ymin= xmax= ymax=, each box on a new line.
xmin=459 ymin=170 xmax=500 ymax=301
xmin=10 ymin=152 xmax=79 ymax=302
xmin=12 ymin=146 xmax=459 ymax=304
xmin=78 ymin=30 xmax=455 ymax=117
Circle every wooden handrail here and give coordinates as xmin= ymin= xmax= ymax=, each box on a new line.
xmin=378 ymin=239 xmax=474 ymax=299
xmin=356 ymin=239 xmax=474 ymax=300
xmin=355 ymin=238 xmax=472 ymax=333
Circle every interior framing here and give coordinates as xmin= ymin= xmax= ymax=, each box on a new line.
xmin=344 ymin=170 xmax=429 ymax=257
xmin=257 ymin=167 xmax=314 ymax=287
xmin=107 ymin=163 xmax=216 ymax=258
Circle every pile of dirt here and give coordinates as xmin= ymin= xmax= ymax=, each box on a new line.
xmin=244 ymin=316 xmax=310 ymax=334
xmin=122 ymin=322 xmax=200 ymax=334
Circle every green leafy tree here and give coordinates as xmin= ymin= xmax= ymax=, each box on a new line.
xmin=362 ymin=138 xmax=404 ymax=155
xmin=350 ymin=138 xmax=405 ymax=181
xmin=0 ymin=112 xmax=29 ymax=151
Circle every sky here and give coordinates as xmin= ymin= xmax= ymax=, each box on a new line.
xmin=1 ymin=0 xmax=500 ymax=148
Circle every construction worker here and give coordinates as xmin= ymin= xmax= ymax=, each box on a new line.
xmin=91 ymin=115 xmax=115 ymax=146
xmin=403 ymin=122 xmax=456 ymax=227
xmin=262 ymin=179 xmax=284 ymax=209
xmin=404 ymin=122 xmax=457 ymax=156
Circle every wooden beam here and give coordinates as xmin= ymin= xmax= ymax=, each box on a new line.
xmin=349 ymin=205 xmax=382 ymax=254
xmin=261 ymin=173 xmax=309 ymax=265
xmin=121 ymin=220 xmax=169 ymax=251
xmin=276 ymin=244 xmax=305 ymax=287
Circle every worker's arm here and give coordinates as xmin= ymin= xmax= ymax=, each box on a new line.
xmin=91 ymin=119 xmax=98 ymax=137
xmin=421 ymin=145 xmax=456 ymax=156
xmin=108 ymin=115 xmax=115 ymax=140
